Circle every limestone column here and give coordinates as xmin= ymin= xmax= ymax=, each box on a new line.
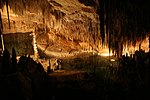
xmin=33 ymin=29 xmax=39 ymax=61
xmin=0 ymin=12 xmax=4 ymax=52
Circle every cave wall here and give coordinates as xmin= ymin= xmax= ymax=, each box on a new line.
xmin=0 ymin=0 xmax=101 ymax=57
xmin=0 ymin=0 xmax=149 ymax=57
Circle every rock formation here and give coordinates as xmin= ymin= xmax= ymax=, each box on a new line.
xmin=0 ymin=0 xmax=150 ymax=57
xmin=0 ymin=0 xmax=101 ymax=57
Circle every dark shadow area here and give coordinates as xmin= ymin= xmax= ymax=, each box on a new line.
xmin=0 ymin=48 xmax=150 ymax=100
xmin=3 ymin=32 xmax=34 ymax=56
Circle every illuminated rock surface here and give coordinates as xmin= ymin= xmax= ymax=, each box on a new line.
xmin=0 ymin=0 xmax=101 ymax=57
xmin=0 ymin=0 xmax=149 ymax=57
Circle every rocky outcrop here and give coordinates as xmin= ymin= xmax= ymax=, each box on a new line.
xmin=0 ymin=0 xmax=101 ymax=57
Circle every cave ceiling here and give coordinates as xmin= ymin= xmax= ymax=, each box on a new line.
xmin=0 ymin=0 xmax=150 ymax=57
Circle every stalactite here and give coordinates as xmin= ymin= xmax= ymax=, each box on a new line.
xmin=100 ymin=0 xmax=105 ymax=44
xmin=5 ymin=0 xmax=10 ymax=29
xmin=99 ymin=0 xmax=150 ymax=56
xmin=0 ymin=12 xmax=3 ymax=31
xmin=0 ymin=0 xmax=149 ymax=56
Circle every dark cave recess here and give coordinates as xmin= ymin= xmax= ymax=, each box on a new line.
xmin=3 ymin=32 xmax=34 ymax=56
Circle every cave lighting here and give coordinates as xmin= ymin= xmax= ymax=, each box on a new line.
xmin=98 ymin=48 xmax=113 ymax=57
xmin=110 ymin=58 xmax=115 ymax=62
xmin=100 ymin=53 xmax=113 ymax=57
xmin=122 ymin=36 xmax=149 ymax=56
xmin=98 ymin=36 xmax=149 ymax=57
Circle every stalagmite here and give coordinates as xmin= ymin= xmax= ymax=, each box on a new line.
xmin=0 ymin=12 xmax=4 ymax=52
xmin=149 ymin=36 xmax=150 ymax=52
xmin=33 ymin=28 xmax=39 ymax=61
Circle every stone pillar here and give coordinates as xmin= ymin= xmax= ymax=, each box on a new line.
xmin=0 ymin=12 xmax=4 ymax=52
xmin=1 ymin=33 xmax=5 ymax=52
xmin=149 ymin=36 xmax=150 ymax=52
xmin=33 ymin=29 xmax=39 ymax=61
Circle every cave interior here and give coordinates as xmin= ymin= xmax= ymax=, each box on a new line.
xmin=0 ymin=0 xmax=150 ymax=100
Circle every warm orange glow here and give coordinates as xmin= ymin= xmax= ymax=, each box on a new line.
xmin=98 ymin=37 xmax=149 ymax=57
xmin=100 ymin=52 xmax=113 ymax=57
xmin=110 ymin=58 xmax=115 ymax=62
xmin=1 ymin=5 xmax=18 ymax=17
xmin=98 ymin=47 xmax=113 ymax=57
xmin=123 ymin=37 xmax=149 ymax=56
